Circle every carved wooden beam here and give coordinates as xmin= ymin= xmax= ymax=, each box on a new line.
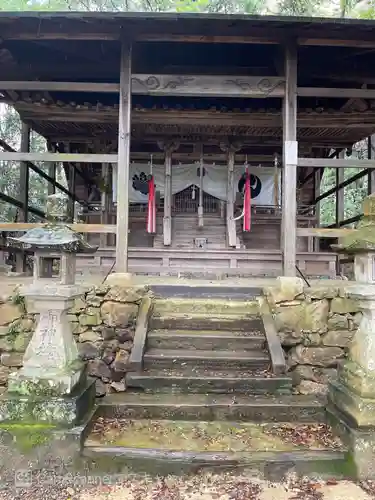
xmin=0 ymin=75 xmax=285 ymax=98
xmin=132 ymin=75 xmax=285 ymax=98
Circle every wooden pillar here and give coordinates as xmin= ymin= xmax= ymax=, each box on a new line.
xmin=164 ymin=147 xmax=172 ymax=247
xmin=281 ymin=42 xmax=298 ymax=277
xmin=197 ymin=143 xmax=204 ymax=227
xmin=116 ymin=40 xmax=132 ymax=273
xmin=19 ymin=123 xmax=30 ymax=222
xmin=159 ymin=141 xmax=179 ymax=246
xmin=47 ymin=142 xmax=56 ymax=195
xmin=314 ymin=168 xmax=321 ymax=252
xmin=16 ymin=122 xmax=30 ymax=273
xmin=220 ymin=142 xmax=241 ymax=248
xmin=336 ymin=150 xmax=345 ymax=227
xmin=100 ymin=163 xmax=111 ymax=248
xmin=227 ymin=148 xmax=235 ymax=235
xmin=368 ymin=136 xmax=375 ymax=194
xmin=67 ymin=149 xmax=76 ymax=223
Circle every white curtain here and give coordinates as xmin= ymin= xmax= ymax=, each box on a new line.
xmin=112 ymin=163 xmax=280 ymax=206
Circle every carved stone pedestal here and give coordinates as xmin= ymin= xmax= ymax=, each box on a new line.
xmin=9 ymin=284 xmax=84 ymax=394
xmin=330 ymin=286 xmax=375 ymax=427
xmin=328 ymin=285 xmax=375 ymax=478
xmin=2 ymin=283 xmax=95 ymax=425
xmin=327 ymin=193 xmax=375 ymax=478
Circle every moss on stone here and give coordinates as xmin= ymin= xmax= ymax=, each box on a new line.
xmin=0 ymin=423 xmax=56 ymax=452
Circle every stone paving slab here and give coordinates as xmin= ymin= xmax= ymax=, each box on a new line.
xmin=76 ymin=480 xmax=374 ymax=500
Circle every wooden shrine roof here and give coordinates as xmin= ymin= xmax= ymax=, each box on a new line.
xmin=2 ymin=13 xmax=375 ymax=148
xmin=1 ymin=12 xmax=375 ymax=44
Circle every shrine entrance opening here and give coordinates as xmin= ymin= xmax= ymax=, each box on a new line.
xmin=172 ymin=186 xmax=221 ymax=214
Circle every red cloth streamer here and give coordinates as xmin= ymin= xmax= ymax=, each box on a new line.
xmin=147 ymin=176 xmax=156 ymax=234
xmin=243 ymin=168 xmax=251 ymax=232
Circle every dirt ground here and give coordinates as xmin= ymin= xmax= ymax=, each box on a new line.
xmin=2 ymin=474 xmax=375 ymax=500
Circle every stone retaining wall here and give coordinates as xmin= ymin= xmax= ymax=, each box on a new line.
xmin=265 ymin=278 xmax=360 ymax=395
xmin=0 ymin=284 xmax=150 ymax=397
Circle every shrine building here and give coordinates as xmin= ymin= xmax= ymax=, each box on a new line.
xmin=1 ymin=12 xmax=375 ymax=279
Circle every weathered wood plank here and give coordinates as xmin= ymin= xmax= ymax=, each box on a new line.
xmin=0 ymin=75 xmax=285 ymax=98
xmin=0 ymin=81 xmax=119 ymax=93
xmin=298 ymin=158 xmax=375 ymax=169
xmin=282 ymin=43 xmax=298 ymax=277
xmin=298 ymin=87 xmax=375 ymax=98
xmin=296 ymin=227 xmax=355 ymax=238
xmin=298 ymin=37 xmax=375 ymax=48
xmin=0 ymin=223 xmax=116 ymax=233
xmin=137 ymin=33 xmax=281 ymax=44
xmin=0 ymin=152 xmax=117 ymax=163
xmin=115 ymin=39 xmax=132 ymax=273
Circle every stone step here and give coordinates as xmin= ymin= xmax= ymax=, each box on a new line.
xmin=150 ymin=313 xmax=261 ymax=332
xmin=143 ymin=348 xmax=270 ymax=370
xmin=97 ymin=392 xmax=327 ymax=423
xmin=83 ymin=416 xmax=345 ymax=478
xmin=152 ymin=298 xmax=259 ymax=316
xmin=126 ymin=367 xmax=290 ymax=394
xmin=149 ymin=285 xmax=262 ymax=300
xmin=147 ymin=329 xmax=266 ymax=351
xmin=173 ymin=229 xmax=226 ymax=235
xmin=82 ymin=445 xmax=346 ymax=478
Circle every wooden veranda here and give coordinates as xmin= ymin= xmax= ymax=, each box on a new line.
xmin=1 ymin=12 xmax=375 ymax=278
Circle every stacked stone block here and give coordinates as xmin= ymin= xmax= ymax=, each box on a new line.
xmin=265 ymin=278 xmax=360 ymax=395
xmin=0 ymin=284 xmax=149 ymax=396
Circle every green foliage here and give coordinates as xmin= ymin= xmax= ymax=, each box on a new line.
xmin=0 ymin=0 xmax=366 ymax=15
xmin=0 ymin=105 xmax=67 ymax=222
xmin=10 ymin=288 xmax=27 ymax=314
xmin=320 ymin=146 xmax=368 ymax=228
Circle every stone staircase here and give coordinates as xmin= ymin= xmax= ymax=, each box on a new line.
xmin=83 ymin=287 xmax=346 ymax=477
xmin=154 ymin=214 xmax=227 ymax=249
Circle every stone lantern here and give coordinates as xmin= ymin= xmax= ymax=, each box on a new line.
xmin=329 ymin=193 xmax=375 ymax=478
xmin=332 ymin=194 xmax=375 ymax=283
xmin=0 ymin=194 xmax=98 ymax=424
